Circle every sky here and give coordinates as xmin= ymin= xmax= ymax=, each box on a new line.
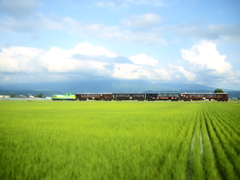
xmin=0 ymin=0 xmax=240 ymax=90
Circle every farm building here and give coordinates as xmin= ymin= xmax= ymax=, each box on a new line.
xmin=0 ymin=95 xmax=10 ymax=98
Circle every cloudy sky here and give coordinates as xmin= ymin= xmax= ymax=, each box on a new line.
xmin=0 ymin=0 xmax=240 ymax=90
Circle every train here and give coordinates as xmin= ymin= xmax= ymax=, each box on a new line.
xmin=51 ymin=92 xmax=228 ymax=101
xmin=51 ymin=93 xmax=76 ymax=101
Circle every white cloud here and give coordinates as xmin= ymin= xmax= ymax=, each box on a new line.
xmin=72 ymin=42 xmax=117 ymax=57
xmin=95 ymin=0 xmax=165 ymax=8
xmin=176 ymin=23 xmax=240 ymax=43
xmin=0 ymin=1 xmax=166 ymax=45
xmin=0 ymin=43 xmax=172 ymax=83
xmin=113 ymin=64 xmax=151 ymax=79
xmin=0 ymin=41 xmax=239 ymax=89
xmin=0 ymin=46 xmax=45 ymax=72
xmin=38 ymin=43 xmax=118 ymax=73
xmin=129 ymin=54 xmax=158 ymax=66
xmin=180 ymin=40 xmax=240 ymax=89
xmin=0 ymin=0 xmax=42 ymax=18
xmin=176 ymin=66 xmax=196 ymax=81
xmin=181 ymin=41 xmax=232 ymax=74
xmin=0 ymin=42 xmax=117 ymax=74
xmin=39 ymin=47 xmax=80 ymax=73
xmin=37 ymin=15 xmax=167 ymax=45
xmin=168 ymin=64 xmax=196 ymax=82
xmin=59 ymin=17 xmax=166 ymax=45
xmin=114 ymin=54 xmax=171 ymax=80
xmin=1 ymin=0 xmax=239 ymax=46
xmin=122 ymin=13 xmax=162 ymax=29
xmin=112 ymin=63 xmax=171 ymax=80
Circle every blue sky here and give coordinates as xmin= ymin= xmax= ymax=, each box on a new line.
xmin=0 ymin=0 xmax=240 ymax=90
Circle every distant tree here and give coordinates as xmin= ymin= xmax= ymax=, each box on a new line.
xmin=214 ymin=89 xmax=224 ymax=93
xmin=35 ymin=93 xmax=45 ymax=98
xmin=10 ymin=95 xmax=15 ymax=98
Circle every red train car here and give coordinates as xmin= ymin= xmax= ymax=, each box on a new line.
xmin=180 ymin=93 xmax=228 ymax=101
xmin=76 ymin=93 xmax=113 ymax=101
xmin=150 ymin=93 xmax=179 ymax=101
xmin=113 ymin=93 xmax=145 ymax=101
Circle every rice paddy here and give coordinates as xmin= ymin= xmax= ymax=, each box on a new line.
xmin=0 ymin=100 xmax=239 ymax=179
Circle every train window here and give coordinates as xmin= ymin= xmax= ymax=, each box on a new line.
xmin=135 ymin=94 xmax=144 ymax=97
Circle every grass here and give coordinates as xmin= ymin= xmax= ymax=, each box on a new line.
xmin=0 ymin=101 xmax=239 ymax=179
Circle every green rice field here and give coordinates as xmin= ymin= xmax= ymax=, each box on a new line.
xmin=0 ymin=100 xmax=239 ymax=180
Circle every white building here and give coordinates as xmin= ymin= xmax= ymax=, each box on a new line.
xmin=0 ymin=95 xmax=10 ymax=98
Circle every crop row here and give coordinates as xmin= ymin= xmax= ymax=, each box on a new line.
xmin=203 ymin=105 xmax=239 ymax=179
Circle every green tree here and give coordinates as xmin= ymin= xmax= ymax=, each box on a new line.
xmin=35 ymin=93 xmax=45 ymax=98
xmin=214 ymin=89 xmax=224 ymax=93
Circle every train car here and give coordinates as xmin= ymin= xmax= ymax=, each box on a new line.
xmin=76 ymin=93 xmax=113 ymax=101
xmin=180 ymin=93 xmax=228 ymax=101
xmin=113 ymin=93 xmax=145 ymax=101
xmin=145 ymin=93 xmax=157 ymax=101
xmin=51 ymin=93 xmax=76 ymax=101
xmin=146 ymin=93 xmax=179 ymax=101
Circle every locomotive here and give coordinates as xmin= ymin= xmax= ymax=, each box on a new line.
xmin=52 ymin=92 xmax=228 ymax=101
xmin=51 ymin=93 xmax=76 ymax=101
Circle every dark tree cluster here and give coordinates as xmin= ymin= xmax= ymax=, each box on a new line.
xmin=214 ymin=89 xmax=224 ymax=93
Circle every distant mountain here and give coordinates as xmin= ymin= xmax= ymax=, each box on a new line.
xmin=0 ymin=79 xmax=233 ymax=93
xmin=1 ymin=79 xmax=239 ymax=99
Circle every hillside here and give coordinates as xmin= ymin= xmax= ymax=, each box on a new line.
xmin=0 ymin=79 xmax=238 ymax=99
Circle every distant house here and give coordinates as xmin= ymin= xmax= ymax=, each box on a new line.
xmin=0 ymin=95 xmax=10 ymax=98
xmin=29 ymin=95 xmax=34 ymax=98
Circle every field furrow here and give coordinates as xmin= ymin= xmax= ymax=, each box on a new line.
xmin=201 ymin=108 xmax=222 ymax=179
xmin=206 ymin=112 xmax=240 ymax=177
xmin=203 ymin=106 xmax=238 ymax=180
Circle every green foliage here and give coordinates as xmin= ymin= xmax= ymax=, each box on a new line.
xmin=35 ymin=93 xmax=45 ymax=98
xmin=214 ymin=88 xmax=224 ymax=93
xmin=0 ymin=101 xmax=239 ymax=179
